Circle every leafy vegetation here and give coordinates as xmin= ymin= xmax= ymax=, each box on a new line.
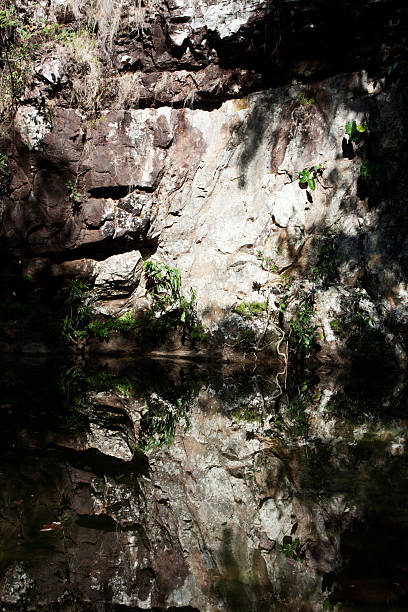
xmin=0 ymin=151 xmax=8 ymax=175
xmin=232 ymin=327 xmax=257 ymax=350
xmin=61 ymin=289 xmax=141 ymax=343
xmin=144 ymin=260 xmax=196 ymax=326
xmin=58 ymin=262 xmax=201 ymax=347
xmin=345 ymin=120 xmax=367 ymax=144
xmin=285 ymin=376 xmax=314 ymax=437
xmin=61 ymin=366 xmax=134 ymax=400
xmin=331 ymin=308 xmax=388 ymax=358
xmin=282 ymin=537 xmax=302 ymax=561
xmin=299 ymin=164 xmax=322 ymax=191
xmin=359 ymin=160 xmax=381 ymax=178
xmin=289 ymin=300 xmax=320 ymax=357
xmin=138 ymin=395 xmax=191 ymax=450
xmin=329 ymin=319 xmax=347 ymax=338
xmin=230 ymin=405 xmax=262 ymax=423
xmin=298 ymin=91 xmax=314 ymax=105
xmin=256 ymin=249 xmax=278 ymax=272
xmin=60 ymin=280 xmax=92 ymax=343
xmin=0 ymin=2 xmax=104 ymax=123
xmin=66 ymin=178 xmax=81 ymax=212
xmin=60 ymin=363 xmax=197 ymax=451
xmin=189 ymin=322 xmax=209 ymax=345
xmin=0 ymin=2 xmax=32 ymax=121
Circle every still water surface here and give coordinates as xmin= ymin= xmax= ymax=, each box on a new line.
xmin=0 ymin=357 xmax=407 ymax=611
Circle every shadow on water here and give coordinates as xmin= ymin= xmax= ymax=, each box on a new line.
xmin=331 ymin=517 xmax=408 ymax=610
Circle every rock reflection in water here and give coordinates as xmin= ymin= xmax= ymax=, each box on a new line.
xmin=0 ymin=357 xmax=407 ymax=611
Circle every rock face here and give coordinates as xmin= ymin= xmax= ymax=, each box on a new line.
xmin=3 ymin=69 xmax=408 ymax=361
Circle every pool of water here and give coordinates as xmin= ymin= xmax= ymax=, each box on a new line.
xmin=0 ymin=356 xmax=407 ymax=611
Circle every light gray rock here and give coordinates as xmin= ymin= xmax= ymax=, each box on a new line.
xmin=93 ymin=250 xmax=143 ymax=298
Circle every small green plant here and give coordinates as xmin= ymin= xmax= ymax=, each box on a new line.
xmin=115 ymin=382 xmax=132 ymax=397
xmin=298 ymin=91 xmax=314 ymax=105
xmin=85 ymin=319 xmax=110 ymax=340
xmin=111 ymin=311 xmax=137 ymax=332
xmin=61 ymin=304 xmax=92 ymax=342
xmin=299 ymin=164 xmax=322 ymax=191
xmin=60 ymin=364 xmax=199 ymax=452
xmin=0 ymin=3 xmax=37 ymax=121
xmin=60 ymin=280 xmax=92 ymax=343
xmin=290 ymin=300 xmax=320 ymax=356
xmin=58 ymin=264 xmax=200 ymax=347
xmin=330 ymin=319 xmax=347 ymax=338
xmin=256 ymin=249 xmax=277 ymax=272
xmin=143 ymin=260 xmax=196 ymax=325
xmin=0 ymin=152 xmax=8 ymax=176
xmin=190 ymin=322 xmax=209 ymax=345
xmin=66 ymin=279 xmax=89 ymax=298
xmin=282 ymin=537 xmax=302 ymax=561
xmin=331 ymin=307 xmax=388 ymax=357
xmin=233 ymin=328 xmax=257 ymax=350
xmin=276 ymin=275 xmax=292 ymax=313
xmin=323 ymin=598 xmax=344 ymax=611
xmin=286 ymin=378 xmax=313 ymax=437
xmin=280 ymin=273 xmax=292 ymax=289
xmin=139 ymin=396 xmax=191 ymax=450
xmin=0 ymin=5 xmax=19 ymax=29
xmin=345 ymin=120 xmax=367 ymax=144
xmin=66 ymin=179 xmax=81 ymax=212
xmin=42 ymin=21 xmax=75 ymax=43
xmin=277 ymin=294 xmax=288 ymax=313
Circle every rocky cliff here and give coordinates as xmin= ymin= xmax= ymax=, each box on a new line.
xmin=0 ymin=0 xmax=407 ymax=365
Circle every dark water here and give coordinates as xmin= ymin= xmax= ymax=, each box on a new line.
xmin=0 ymin=356 xmax=407 ymax=611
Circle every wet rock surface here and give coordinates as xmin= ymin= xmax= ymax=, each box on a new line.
xmin=0 ymin=357 xmax=407 ymax=611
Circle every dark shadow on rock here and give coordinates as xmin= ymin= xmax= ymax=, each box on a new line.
xmin=342 ymin=137 xmax=354 ymax=159
xmin=237 ymin=98 xmax=271 ymax=188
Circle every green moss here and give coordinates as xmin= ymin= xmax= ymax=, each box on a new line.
xmin=230 ymin=405 xmax=262 ymax=423
xmin=232 ymin=301 xmax=267 ymax=319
